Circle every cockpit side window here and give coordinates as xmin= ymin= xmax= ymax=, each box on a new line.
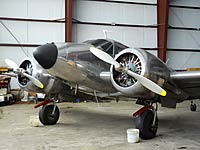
xmin=98 ymin=41 xmax=113 ymax=56
xmin=84 ymin=39 xmax=129 ymax=57
xmin=84 ymin=39 xmax=114 ymax=56
xmin=114 ymin=42 xmax=129 ymax=55
xmin=85 ymin=39 xmax=108 ymax=47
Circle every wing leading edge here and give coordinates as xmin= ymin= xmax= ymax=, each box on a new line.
xmin=171 ymin=70 xmax=200 ymax=98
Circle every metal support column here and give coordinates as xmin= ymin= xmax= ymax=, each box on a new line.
xmin=65 ymin=0 xmax=73 ymax=42
xmin=157 ymin=0 xmax=169 ymax=62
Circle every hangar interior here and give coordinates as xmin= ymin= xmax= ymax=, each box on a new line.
xmin=1 ymin=0 xmax=200 ymax=75
xmin=1 ymin=0 xmax=200 ymax=149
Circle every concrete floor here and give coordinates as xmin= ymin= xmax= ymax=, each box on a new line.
xmin=0 ymin=100 xmax=200 ymax=150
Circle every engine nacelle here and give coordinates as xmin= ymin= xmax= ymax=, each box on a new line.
xmin=18 ymin=58 xmax=63 ymax=96
xmin=110 ymin=48 xmax=171 ymax=99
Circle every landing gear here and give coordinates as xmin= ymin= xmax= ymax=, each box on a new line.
xmin=35 ymin=99 xmax=60 ymax=125
xmin=39 ymin=104 xmax=60 ymax=125
xmin=134 ymin=104 xmax=158 ymax=139
xmin=8 ymin=97 xmax=15 ymax=105
xmin=190 ymin=101 xmax=197 ymax=112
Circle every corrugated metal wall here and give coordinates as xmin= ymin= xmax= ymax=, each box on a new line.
xmin=0 ymin=0 xmax=200 ymax=71
xmin=167 ymin=0 xmax=200 ymax=69
xmin=0 ymin=0 xmax=65 ymax=64
xmin=72 ymin=0 xmax=157 ymax=56
xmin=0 ymin=0 xmax=65 ymax=87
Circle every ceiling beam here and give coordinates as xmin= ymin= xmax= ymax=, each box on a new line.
xmin=65 ymin=0 xmax=73 ymax=42
xmin=157 ymin=0 xmax=169 ymax=62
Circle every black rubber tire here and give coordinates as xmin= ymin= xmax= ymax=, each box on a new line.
xmin=39 ymin=105 xmax=60 ymax=125
xmin=135 ymin=110 xmax=158 ymax=140
xmin=190 ymin=104 xmax=197 ymax=112
xmin=8 ymin=97 xmax=14 ymax=105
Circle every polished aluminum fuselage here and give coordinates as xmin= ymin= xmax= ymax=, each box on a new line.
xmin=47 ymin=43 xmax=116 ymax=94
xmin=46 ymin=43 xmax=172 ymax=100
xmin=46 ymin=42 xmax=200 ymax=102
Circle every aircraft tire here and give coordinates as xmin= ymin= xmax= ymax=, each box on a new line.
xmin=8 ymin=97 xmax=14 ymax=105
xmin=135 ymin=110 xmax=158 ymax=140
xmin=190 ymin=104 xmax=197 ymax=112
xmin=39 ymin=105 xmax=60 ymax=125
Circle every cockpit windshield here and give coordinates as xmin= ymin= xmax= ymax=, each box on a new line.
xmin=84 ymin=39 xmax=128 ymax=56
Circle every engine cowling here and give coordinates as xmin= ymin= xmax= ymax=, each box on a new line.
xmin=18 ymin=58 xmax=63 ymax=95
xmin=110 ymin=48 xmax=171 ymax=99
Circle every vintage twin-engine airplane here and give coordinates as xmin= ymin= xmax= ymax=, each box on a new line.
xmin=5 ymin=39 xmax=200 ymax=139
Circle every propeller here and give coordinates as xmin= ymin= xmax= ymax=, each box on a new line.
xmin=5 ymin=59 xmax=44 ymax=89
xmin=90 ymin=47 xmax=121 ymax=69
xmin=5 ymin=59 xmax=18 ymax=69
xmin=89 ymin=47 xmax=167 ymax=96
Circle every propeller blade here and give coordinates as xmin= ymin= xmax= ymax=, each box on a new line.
xmin=5 ymin=59 xmax=18 ymax=69
xmin=1 ymin=73 xmax=17 ymax=78
xmin=89 ymin=47 xmax=166 ymax=96
xmin=126 ymin=70 xmax=166 ymax=96
xmin=5 ymin=59 xmax=44 ymax=89
xmin=23 ymin=73 xmax=44 ymax=89
xmin=89 ymin=47 xmax=120 ymax=69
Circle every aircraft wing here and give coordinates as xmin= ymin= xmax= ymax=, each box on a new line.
xmin=170 ymin=70 xmax=200 ymax=98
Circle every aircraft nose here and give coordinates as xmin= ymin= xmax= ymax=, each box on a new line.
xmin=33 ymin=43 xmax=58 ymax=69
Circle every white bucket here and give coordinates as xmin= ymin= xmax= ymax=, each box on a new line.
xmin=127 ymin=129 xmax=140 ymax=143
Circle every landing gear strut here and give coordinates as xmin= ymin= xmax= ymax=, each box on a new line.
xmin=190 ymin=101 xmax=197 ymax=112
xmin=35 ymin=99 xmax=60 ymax=125
xmin=133 ymin=104 xmax=158 ymax=139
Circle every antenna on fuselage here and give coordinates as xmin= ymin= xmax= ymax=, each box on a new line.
xmin=103 ymin=30 xmax=108 ymax=39
xmin=102 ymin=30 xmax=113 ymax=39
xmin=165 ymin=58 xmax=170 ymax=64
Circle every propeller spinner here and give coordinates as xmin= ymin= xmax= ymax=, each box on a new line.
xmin=89 ymin=47 xmax=167 ymax=96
